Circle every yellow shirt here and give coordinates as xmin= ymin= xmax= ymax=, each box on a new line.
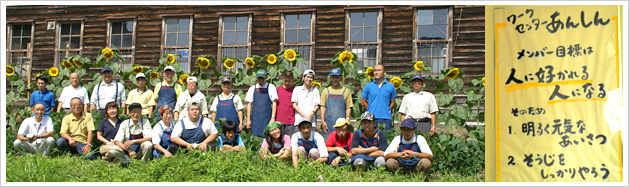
xmin=126 ymin=88 xmax=156 ymax=115
xmin=320 ymin=87 xmax=353 ymax=109
xmin=60 ymin=112 xmax=95 ymax=144
xmin=152 ymin=80 xmax=184 ymax=101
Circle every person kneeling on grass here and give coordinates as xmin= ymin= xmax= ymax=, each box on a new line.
xmin=152 ymin=105 xmax=178 ymax=158
xmin=57 ymin=97 xmax=96 ymax=160
xmin=110 ymin=103 xmax=153 ymax=166
xmin=259 ymin=122 xmax=292 ymax=161
xmin=384 ymin=118 xmax=433 ymax=175
xmin=170 ymin=101 xmax=219 ymax=152
xmin=217 ymin=120 xmax=245 ymax=152
xmin=13 ymin=102 xmax=55 ymax=156
xmin=96 ymin=102 xmax=122 ymax=161
xmin=325 ymin=118 xmax=353 ymax=166
xmin=291 ymin=117 xmax=328 ymax=168
xmin=350 ymin=111 xmax=388 ymax=170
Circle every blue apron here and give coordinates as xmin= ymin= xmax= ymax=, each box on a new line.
xmin=215 ymin=95 xmax=240 ymax=130
xmin=269 ymin=141 xmax=284 ymax=154
xmin=152 ymin=121 xmax=174 ymax=158
xmin=155 ymin=82 xmax=177 ymax=120
xmin=397 ymin=135 xmax=422 ymax=167
xmin=126 ymin=118 xmax=144 ymax=156
xmin=180 ymin=117 xmax=207 ymax=144
xmin=324 ymin=88 xmax=346 ymax=137
xmin=219 ymin=133 xmax=240 ymax=147
xmin=350 ymin=129 xmax=381 ymax=161
xmin=298 ymin=133 xmax=318 ymax=153
xmin=251 ymin=84 xmax=272 ymax=137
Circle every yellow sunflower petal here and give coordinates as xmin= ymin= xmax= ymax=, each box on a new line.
xmin=267 ymin=54 xmax=277 ymax=65
xmin=167 ymin=54 xmax=176 ymax=64
xmin=245 ymin=57 xmax=255 ymax=68
xmin=7 ymin=65 xmax=15 ymax=76
xmin=224 ymin=58 xmax=235 ymax=69
xmin=284 ymin=49 xmax=296 ymax=61
xmin=150 ymin=71 xmax=159 ymax=80
xmin=48 ymin=67 xmax=59 ymax=77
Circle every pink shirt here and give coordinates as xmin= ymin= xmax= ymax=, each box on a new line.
xmin=276 ymin=85 xmax=295 ymax=125
xmin=325 ymin=131 xmax=353 ymax=153
xmin=261 ymin=134 xmax=292 ymax=149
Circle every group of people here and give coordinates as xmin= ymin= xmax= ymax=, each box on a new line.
xmin=14 ymin=64 xmax=439 ymax=175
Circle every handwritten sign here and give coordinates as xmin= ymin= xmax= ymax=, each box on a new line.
xmin=493 ymin=5 xmax=621 ymax=182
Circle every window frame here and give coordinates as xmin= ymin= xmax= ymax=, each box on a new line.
xmin=107 ymin=17 xmax=137 ymax=71
xmin=344 ymin=8 xmax=383 ymax=69
xmin=412 ymin=6 xmax=453 ymax=75
xmin=280 ymin=10 xmax=316 ymax=72
xmin=217 ymin=12 xmax=253 ymax=72
xmin=54 ymin=20 xmax=84 ymax=68
xmin=6 ymin=21 xmax=35 ymax=77
xmin=160 ymin=15 xmax=194 ymax=72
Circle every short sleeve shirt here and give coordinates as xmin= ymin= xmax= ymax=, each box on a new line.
xmin=260 ymin=135 xmax=292 ymax=150
xmin=325 ymin=131 xmax=353 ymax=153
xmin=384 ymin=135 xmax=433 ymax=157
xmin=290 ymin=131 xmax=329 ymax=158
xmin=90 ymin=81 xmax=126 ymax=109
xmin=171 ymin=117 xmax=218 ymax=139
xmin=398 ymin=91 xmax=439 ymax=119
xmin=97 ymin=118 xmax=122 ymax=141
xmin=152 ymin=80 xmax=184 ymax=102
xmin=217 ymin=135 xmax=244 ymax=149
xmin=152 ymin=120 xmax=175 ymax=145
xmin=58 ymin=85 xmax=90 ymax=109
xmin=17 ymin=116 xmax=54 ymax=140
xmin=244 ymin=83 xmax=278 ymax=103
xmin=126 ymin=88 xmax=156 ymax=115
xmin=30 ymin=90 xmax=56 ymax=116
xmin=113 ymin=118 xmax=153 ymax=142
xmin=275 ymin=86 xmax=295 ymax=125
xmin=320 ymin=87 xmax=353 ymax=109
xmin=174 ymin=89 xmax=209 ymax=119
xmin=350 ymin=129 xmax=388 ymax=151
xmin=60 ymin=113 xmax=95 ymax=144
xmin=209 ymin=92 xmax=244 ymax=112
xmin=361 ymin=79 xmax=396 ymax=119
xmin=291 ymin=85 xmax=320 ymax=126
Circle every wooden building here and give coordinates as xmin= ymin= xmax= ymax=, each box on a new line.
xmin=6 ymin=5 xmax=485 ymax=111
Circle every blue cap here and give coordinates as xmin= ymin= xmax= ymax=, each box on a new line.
xmin=401 ymin=118 xmax=416 ymax=129
xmin=411 ymin=74 xmax=424 ymax=81
xmin=330 ymin=68 xmax=341 ymax=76
xmin=101 ymin=66 xmax=113 ymax=73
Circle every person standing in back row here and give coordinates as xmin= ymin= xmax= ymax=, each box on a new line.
xmin=361 ymin=65 xmax=396 ymax=131
xmin=320 ymin=68 xmax=353 ymax=137
xmin=90 ymin=66 xmax=126 ymax=118
xmin=276 ymin=71 xmax=297 ymax=136
xmin=152 ymin=66 xmax=183 ymax=121
xmin=245 ymin=69 xmax=278 ymax=137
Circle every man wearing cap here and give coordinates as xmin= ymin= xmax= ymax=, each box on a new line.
xmin=152 ymin=66 xmax=183 ymax=121
xmin=291 ymin=117 xmax=328 ymax=168
xmin=126 ymin=73 xmax=155 ymax=118
xmin=399 ymin=74 xmax=438 ymax=137
xmin=361 ymin=65 xmax=396 ymax=131
xmin=245 ymin=69 xmax=278 ymax=137
xmin=109 ymin=103 xmax=153 ymax=165
xmin=210 ymin=76 xmax=244 ymax=131
xmin=13 ymin=102 xmax=55 ymax=156
xmin=30 ymin=75 xmax=56 ymax=117
xmin=325 ymin=118 xmax=354 ymax=166
xmin=57 ymin=97 xmax=96 ymax=160
xmin=292 ymin=69 xmax=320 ymax=132
xmin=384 ymin=118 xmax=433 ymax=175
xmin=276 ymin=70 xmax=297 ymax=136
xmin=90 ymin=66 xmax=127 ymax=118
xmin=174 ymin=76 xmax=209 ymax=121
xmin=320 ymin=68 xmax=353 ymax=137
xmin=152 ymin=105 xmax=178 ymax=158
xmin=350 ymin=111 xmax=388 ymax=170
xmin=57 ymin=72 xmax=89 ymax=114
xmin=171 ymin=101 xmax=219 ymax=152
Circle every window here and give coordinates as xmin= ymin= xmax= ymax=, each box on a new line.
xmin=281 ymin=12 xmax=315 ymax=73
xmin=108 ymin=19 xmax=136 ymax=71
xmin=55 ymin=22 xmax=83 ymax=67
xmin=7 ymin=23 xmax=33 ymax=76
xmin=218 ymin=14 xmax=251 ymax=71
xmin=414 ymin=7 xmax=451 ymax=74
xmin=346 ymin=10 xmax=382 ymax=69
xmin=162 ymin=16 xmax=192 ymax=72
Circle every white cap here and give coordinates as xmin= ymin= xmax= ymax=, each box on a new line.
xmin=187 ymin=76 xmax=197 ymax=83
xmin=135 ymin=73 xmax=146 ymax=79
xmin=303 ymin=69 xmax=315 ymax=77
xmin=164 ymin=66 xmax=175 ymax=72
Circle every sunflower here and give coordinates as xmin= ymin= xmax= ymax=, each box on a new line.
xmin=245 ymin=57 xmax=255 ymax=68
xmin=102 ymin=48 xmax=114 ymax=60
xmin=224 ymin=58 xmax=235 ymax=69
xmin=167 ymin=54 xmax=176 ymax=64
xmin=482 ymin=77 xmax=485 ymax=86
xmin=73 ymin=58 xmax=84 ymax=68
xmin=267 ymin=54 xmax=277 ymax=65
xmin=179 ymin=74 xmax=189 ymax=85
xmin=414 ymin=61 xmax=424 ymax=71
xmin=284 ymin=49 xmax=296 ymax=61
xmin=62 ymin=60 xmax=73 ymax=69
xmin=6 ymin=65 xmax=15 ymax=76
xmin=339 ymin=51 xmax=353 ymax=64
xmin=48 ymin=67 xmax=59 ymax=77
xmin=365 ymin=67 xmax=375 ymax=79
xmin=390 ymin=77 xmax=402 ymax=90
xmin=446 ymin=68 xmax=460 ymax=80
xmin=311 ymin=81 xmax=322 ymax=88
xmin=150 ymin=71 xmax=160 ymax=80
xmin=132 ymin=66 xmax=143 ymax=75
xmin=197 ymin=57 xmax=210 ymax=69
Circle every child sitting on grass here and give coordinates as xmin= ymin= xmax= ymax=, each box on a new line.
xmin=216 ymin=120 xmax=245 ymax=152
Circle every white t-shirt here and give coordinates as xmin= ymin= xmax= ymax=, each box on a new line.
xmin=384 ymin=134 xmax=433 ymax=157
xmin=398 ymin=91 xmax=439 ymax=119
xmin=171 ymin=117 xmax=218 ymax=139
xmin=151 ymin=120 xmax=175 ymax=145
xmin=290 ymin=131 xmax=329 ymax=158
xmin=113 ymin=118 xmax=152 ymax=142
xmin=17 ymin=116 xmax=54 ymax=140
xmin=174 ymin=89 xmax=209 ymax=119
xmin=209 ymin=92 xmax=244 ymax=112
xmin=291 ymin=85 xmax=320 ymax=126
xmin=244 ymin=83 xmax=278 ymax=103
xmin=58 ymin=85 xmax=90 ymax=109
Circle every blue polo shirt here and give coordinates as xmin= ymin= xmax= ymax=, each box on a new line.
xmin=30 ymin=89 xmax=56 ymax=116
xmin=361 ymin=79 xmax=396 ymax=120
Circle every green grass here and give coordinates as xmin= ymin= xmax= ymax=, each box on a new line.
xmin=5 ymin=150 xmax=483 ymax=182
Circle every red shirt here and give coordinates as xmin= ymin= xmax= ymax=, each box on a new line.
xmin=325 ymin=131 xmax=353 ymax=153
xmin=276 ymin=85 xmax=295 ymax=125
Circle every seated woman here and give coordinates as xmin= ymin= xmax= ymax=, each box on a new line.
xmin=216 ymin=120 xmax=245 ymax=152
xmin=96 ymin=102 xmax=122 ymax=161
xmin=259 ymin=122 xmax=291 ymax=161
xmin=152 ymin=105 xmax=178 ymax=158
